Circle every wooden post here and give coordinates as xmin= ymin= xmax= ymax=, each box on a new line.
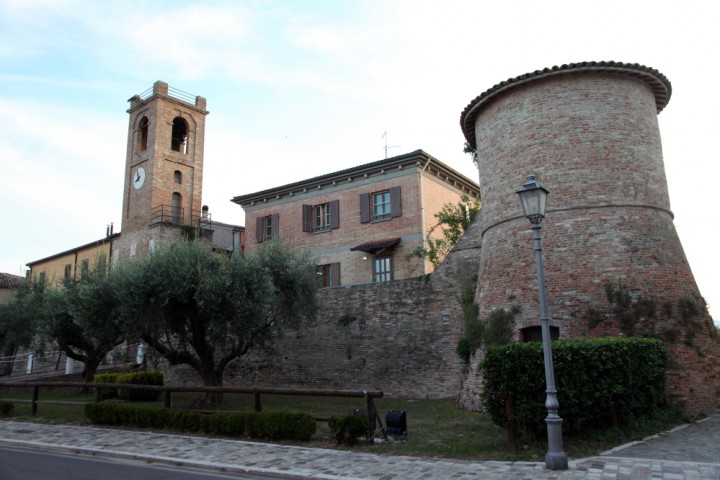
xmin=31 ymin=386 xmax=39 ymax=417
xmin=254 ymin=391 xmax=262 ymax=412
xmin=363 ymin=391 xmax=377 ymax=444
xmin=164 ymin=390 xmax=171 ymax=409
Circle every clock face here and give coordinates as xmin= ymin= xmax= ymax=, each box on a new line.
xmin=133 ymin=167 xmax=146 ymax=189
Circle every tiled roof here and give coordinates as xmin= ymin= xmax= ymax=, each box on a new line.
xmin=460 ymin=61 xmax=672 ymax=146
xmin=0 ymin=273 xmax=24 ymax=289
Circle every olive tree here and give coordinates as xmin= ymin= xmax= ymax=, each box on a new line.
xmin=39 ymin=257 xmax=125 ymax=384
xmin=0 ymin=279 xmax=40 ymax=375
xmin=115 ymin=239 xmax=319 ymax=393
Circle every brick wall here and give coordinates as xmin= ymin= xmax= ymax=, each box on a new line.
xmin=465 ymin=70 xmax=719 ymax=415
xmin=165 ymin=215 xmax=484 ymax=399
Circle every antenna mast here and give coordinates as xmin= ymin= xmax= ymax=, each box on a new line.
xmin=381 ymin=132 xmax=400 ymax=159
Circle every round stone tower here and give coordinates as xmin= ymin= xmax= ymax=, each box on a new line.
xmin=460 ymin=62 xmax=718 ymax=412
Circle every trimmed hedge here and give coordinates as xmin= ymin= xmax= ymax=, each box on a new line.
xmin=84 ymin=403 xmax=314 ymax=441
xmin=93 ymin=371 xmax=163 ymax=402
xmin=328 ymin=414 xmax=369 ymax=445
xmin=0 ymin=401 xmax=14 ymax=417
xmin=481 ymin=337 xmax=668 ymax=434
xmin=245 ymin=410 xmax=317 ymax=441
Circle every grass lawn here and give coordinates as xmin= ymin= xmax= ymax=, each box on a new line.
xmin=0 ymin=387 xmax=688 ymax=462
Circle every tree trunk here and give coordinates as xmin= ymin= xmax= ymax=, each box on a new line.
xmin=80 ymin=353 xmax=103 ymax=394
xmin=198 ymin=360 xmax=224 ymax=404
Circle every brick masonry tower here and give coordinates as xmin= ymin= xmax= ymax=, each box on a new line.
xmin=116 ymin=81 xmax=209 ymax=258
xmin=460 ymin=61 xmax=718 ymax=413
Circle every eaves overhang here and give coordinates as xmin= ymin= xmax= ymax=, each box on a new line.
xmin=231 ymin=149 xmax=480 ymax=208
xmin=460 ymin=61 xmax=672 ymax=147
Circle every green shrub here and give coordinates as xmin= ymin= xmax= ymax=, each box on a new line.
xmin=328 ymin=414 xmax=369 ymax=445
xmin=0 ymin=401 xmax=14 ymax=417
xmin=116 ymin=371 xmax=163 ymax=402
xmin=93 ymin=371 xmax=163 ymax=402
xmin=84 ymin=403 xmax=309 ymax=440
xmin=93 ymin=373 xmax=121 ymax=400
xmin=481 ymin=337 xmax=668 ymax=435
xmin=200 ymin=412 xmax=245 ymax=436
xmin=246 ymin=411 xmax=316 ymax=441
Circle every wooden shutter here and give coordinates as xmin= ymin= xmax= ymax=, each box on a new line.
xmin=390 ymin=186 xmax=402 ymax=218
xmin=255 ymin=217 xmax=264 ymax=243
xmin=330 ymin=262 xmax=341 ymax=286
xmin=302 ymin=205 xmax=313 ymax=232
xmin=330 ymin=200 xmax=340 ymax=229
xmin=360 ymin=193 xmax=371 ymax=223
xmin=271 ymin=214 xmax=280 ymax=239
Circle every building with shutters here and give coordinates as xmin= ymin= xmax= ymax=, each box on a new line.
xmin=232 ymin=150 xmax=480 ymax=286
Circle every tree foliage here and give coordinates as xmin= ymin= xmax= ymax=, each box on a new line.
xmin=39 ymin=256 xmax=125 ymax=384
xmin=0 ymin=279 xmax=40 ymax=374
xmin=115 ymin=239 xmax=319 ymax=394
xmin=406 ymin=195 xmax=480 ymax=269
xmin=464 ymin=141 xmax=478 ymax=169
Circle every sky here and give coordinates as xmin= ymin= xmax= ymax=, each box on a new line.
xmin=0 ymin=0 xmax=717 ymax=321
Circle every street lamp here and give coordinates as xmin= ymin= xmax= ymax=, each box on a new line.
xmin=517 ymin=174 xmax=568 ymax=471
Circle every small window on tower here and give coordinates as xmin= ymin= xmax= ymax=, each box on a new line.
xmin=174 ymin=170 xmax=182 ymax=184
xmin=137 ymin=116 xmax=149 ymax=152
xmin=172 ymin=192 xmax=182 ymax=224
xmin=171 ymin=117 xmax=189 ymax=154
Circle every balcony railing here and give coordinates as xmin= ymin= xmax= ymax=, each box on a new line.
xmin=150 ymin=205 xmax=212 ymax=229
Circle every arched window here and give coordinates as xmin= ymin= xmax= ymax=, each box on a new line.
xmin=137 ymin=116 xmax=149 ymax=152
xmin=171 ymin=117 xmax=188 ymax=154
xmin=174 ymin=170 xmax=182 ymax=184
xmin=172 ymin=192 xmax=182 ymax=224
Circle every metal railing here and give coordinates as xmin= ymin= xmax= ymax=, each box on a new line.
xmin=150 ymin=205 xmax=211 ymax=228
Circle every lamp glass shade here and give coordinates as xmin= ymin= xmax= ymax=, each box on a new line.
xmin=517 ymin=175 xmax=549 ymax=218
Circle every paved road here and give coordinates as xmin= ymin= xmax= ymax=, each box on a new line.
xmin=0 ymin=417 xmax=718 ymax=479
xmin=0 ymin=445 xmax=267 ymax=480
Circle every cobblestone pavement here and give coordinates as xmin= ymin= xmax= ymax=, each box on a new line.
xmin=0 ymin=417 xmax=718 ymax=479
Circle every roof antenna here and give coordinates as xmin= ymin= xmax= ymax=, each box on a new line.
xmin=381 ymin=132 xmax=400 ymax=159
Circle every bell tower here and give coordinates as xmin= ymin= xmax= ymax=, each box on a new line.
xmin=117 ymin=81 xmax=209 ymax=257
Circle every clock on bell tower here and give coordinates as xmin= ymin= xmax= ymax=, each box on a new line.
xmin=117 ymin=80 xmax=209 ymax=258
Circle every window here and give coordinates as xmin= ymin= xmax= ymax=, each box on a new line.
xmin=172 ymin=192 xmax=182 ymax=224
xmin=81 ymin=259 xmax=90 ymax=278
xmin=137 ymin=116 xmax=148 ymax=152
xmin=373 ymin=191 xmax=391 ymax=221
xmin=171 ymin=117 xmax=188 ymax=154
xmin=39 ymin=271 xmax=46 ymax=284
xmin=521 ymin=326 xmax=560 ymax=342
xmin=64 ymin=264 xmax=72 ymax=280
xmin=316 ymin=204 xmax=331 ymax=232
xmin=360 ymin=186 xmax=402 ymax=223
xmin=303 ymin=200 xmax=339 ymax=233
xmin=316 ymin=263 xmax=341 ymax=287
xmin=373 ymin=256 xmax=393 ymax=283
xmin=256 ymin=214 xmax=279 ymax=243
xmin=174 ymin=170 xmax=182 ymax=184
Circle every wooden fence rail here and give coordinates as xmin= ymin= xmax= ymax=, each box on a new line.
xmin=0 ymin=381 xmax=385 ymax=438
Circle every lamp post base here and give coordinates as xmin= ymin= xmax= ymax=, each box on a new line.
xmin=545 ymin=452 xmax=569 ymax=470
